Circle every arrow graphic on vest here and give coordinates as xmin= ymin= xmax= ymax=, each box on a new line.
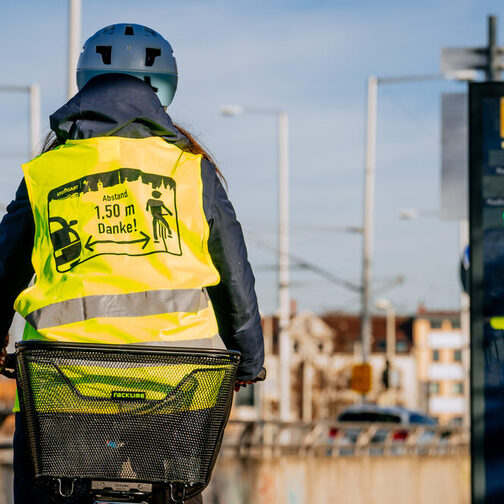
xmin=85 ymin=231 xmax=151 ymax=252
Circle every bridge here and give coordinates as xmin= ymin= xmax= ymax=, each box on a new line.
xmin=203 ymin=420 xmax=470 ymax=504
xmin=0 ymin=420 xmax=470 ymax=504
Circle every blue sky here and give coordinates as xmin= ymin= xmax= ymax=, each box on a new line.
xmin=0 ymin=1 xmax=500 ymax=316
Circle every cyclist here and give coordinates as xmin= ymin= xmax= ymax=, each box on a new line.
xmin=0 ymin=23 xmax=264 ymax=504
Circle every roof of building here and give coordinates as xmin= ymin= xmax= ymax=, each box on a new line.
xmin=321 ymin=312 xmax=414 ymax=354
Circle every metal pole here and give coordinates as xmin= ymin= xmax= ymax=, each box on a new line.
xmin=29 ymin=84 xmax=41 ymax=158
xmin=68 ymin=0 xmax=82 ymax=99
xmin=302 ymin=360 xmax=313 ymax=422
xmin=361 ymin=76 xmax=378 ymax=364
xmin=469 ymin=82 xmax=487 ymax=504
xmin=0 ymin=85 xmax=40 ymax=159
xmin=278 ymin=111 xmax=291 ymax=421
xmin=459 ymin=219 xmax=471 ymax=428
xmin=386 ymin=305 xmax=396 ymax=359
xmin=487 ymin=15 xmax=500 ymax=81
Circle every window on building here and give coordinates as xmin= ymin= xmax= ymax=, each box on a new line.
xmin=451 ymin=319 xmax=461 ymax=329
xmin=430 ymin=319 xmax=442 ymax=329
xmin=454 ymin=350 xmax=462 ymax=362
xmin=429 ymin=382 xmax=440 ymax=394
xmin=453 ymin=382 xmax=464 ymax=395
xmin=396 ymin=341 xmax=407 ymax=352
xmin=432 ymin=349 xmax=440 ymax=362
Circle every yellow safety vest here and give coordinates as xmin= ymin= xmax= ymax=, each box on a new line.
xmin=14 ymin=136 xmax=221 ymax=345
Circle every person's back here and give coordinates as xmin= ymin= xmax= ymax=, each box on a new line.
xmin=1 ymin=23 xmax=265 ymax=504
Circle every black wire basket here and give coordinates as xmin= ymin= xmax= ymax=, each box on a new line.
xmin=15 ymin=341 xmax=240 ymax=498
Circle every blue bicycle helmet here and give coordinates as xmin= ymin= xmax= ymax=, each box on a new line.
xmin=77 ymin=23 xmax=178 ymax=106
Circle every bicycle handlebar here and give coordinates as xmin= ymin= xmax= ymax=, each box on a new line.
xmin=234 ymin=367 xmax=266 ymax=391
xmin=2 ymin=353 xmax=268 ymax=385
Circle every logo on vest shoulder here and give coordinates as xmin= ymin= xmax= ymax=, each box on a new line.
xmin=111 ymin=390 xmax=147 ymax=401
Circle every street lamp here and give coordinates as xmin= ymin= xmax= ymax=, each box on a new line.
xmin=360 ymin=70 xmax=476 ymax=366
xmin=398 ymin=208 xmax=440 ymax=220
xmin=67 ymin=0 xmax=81 ymax=99
xmin=0 ymin=84 xmax=41 ymax=159
xmin=219 ymin=104 xmax=291 ymax=421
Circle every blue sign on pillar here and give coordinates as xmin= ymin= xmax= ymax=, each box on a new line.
xmin=469 ymin=82 xmax=504 ymax=504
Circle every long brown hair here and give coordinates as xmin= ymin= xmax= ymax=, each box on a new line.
xmin=41 ymin=124 xmax=226 ymax=185
xmin=40 ymin=132 xmax=64 ymax=154
xmin=173 ymin=122 xmax=226 ymax=185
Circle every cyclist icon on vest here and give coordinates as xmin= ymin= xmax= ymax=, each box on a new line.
xmin=146 ymin=190 xmax=173 ymax=243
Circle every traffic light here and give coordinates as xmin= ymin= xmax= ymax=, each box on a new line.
xmin=350 ymin=363 xmax=372 ymax=394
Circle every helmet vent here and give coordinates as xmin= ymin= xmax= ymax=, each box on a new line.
xmin=124 ymin=25 xmax=134 ymax=35
xmin=145 ymin=48 xmax=161 ymax=67
xmin=95 ymin=46 xmax=112 ymax=65
xmin=102 ymin=25 xmax=115 ymax=34
xmin=143 ymin=76 xmax=158 ymax=93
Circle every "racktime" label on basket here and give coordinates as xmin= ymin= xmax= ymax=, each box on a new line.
xmin=111 ymin=391 xmax=147 ymax=401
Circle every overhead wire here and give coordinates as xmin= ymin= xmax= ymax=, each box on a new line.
xmin=379 ymin=87 xmax=439 ymax=146
xmin=245 ymin=230 xmax=362 ymax=293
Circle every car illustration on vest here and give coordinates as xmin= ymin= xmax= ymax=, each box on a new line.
xmin=49 ymin=216 xmax=82 ymax=270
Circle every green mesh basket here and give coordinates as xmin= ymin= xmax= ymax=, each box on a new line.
xmin=15 ymin=341 xmax=239 ymax=495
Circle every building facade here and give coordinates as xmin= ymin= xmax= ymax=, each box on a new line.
xmin=413 ymin=310 xmax=469 ymax=425
xmin=231 ymin=307 xmax=469 ymax=425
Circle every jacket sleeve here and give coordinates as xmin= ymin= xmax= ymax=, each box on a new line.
xmin=0 ymin=179 xmax=35 ymax=345
xmin=201 ymin=159 xmax=264 ymax=381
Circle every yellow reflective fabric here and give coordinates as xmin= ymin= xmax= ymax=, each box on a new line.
xmin=21 ymin=307 xmax=219 ymax=344
xmin=14 ymin=137 xmax=220 ymax=344
xmin=491 ymin=317 xmax=504 ymax=330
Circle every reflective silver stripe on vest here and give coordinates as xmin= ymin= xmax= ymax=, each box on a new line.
xmin=25 ymin=289 xmax=208 ymax=330
xmin=135 ymin=334 xmax=221 ymax=349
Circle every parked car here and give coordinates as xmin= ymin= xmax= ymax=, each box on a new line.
xmin=338 ymin=404 xmax=436 ymax=426
xmin=328 ymin=404 xmax=440 ymax=453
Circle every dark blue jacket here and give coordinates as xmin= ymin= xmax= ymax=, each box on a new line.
xmin=0 ymin=74 xmax=264 ymax=380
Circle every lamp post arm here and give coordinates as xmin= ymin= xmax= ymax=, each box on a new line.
xmin=378 ymin=73 xmax=447 ymax=85
xmin=243 ymin=106 xmax=284 ymax=115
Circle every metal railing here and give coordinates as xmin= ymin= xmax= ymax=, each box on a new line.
xmin=221 ymin=420 xmax=469 ymax=457
xmin=0 ymin=419 xmax=469 ymax=459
